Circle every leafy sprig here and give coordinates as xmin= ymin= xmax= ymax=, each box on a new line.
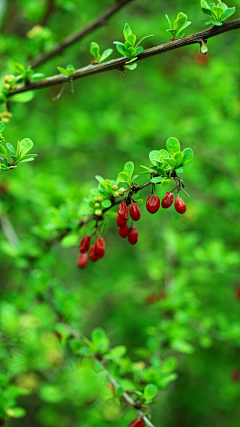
xmin=165 ymin=12 xmax=192 ymax=40
xmin=90 ymin=42 xmax=113 ymax=64
xmin=200 ymin=0 xmax=236 ymax=26
xmin=113 ymin=23 xmax=153 ymax=70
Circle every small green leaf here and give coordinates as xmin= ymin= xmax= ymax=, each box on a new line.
xmin=116 ymin=43 xmax=127 ymax=57
xmin=182 ymin=147 xmax=194 ymax=166
xmin=6 ymin=143 xmax=15 ymax=154
xmin=99 ymin=48 xmax=113 ymax=63
xmin=118 ymin=171 xmax=129 ymax=183
xmin=136 ymin=34 xmax=153 ymax=47
xmin=124 ymin=161 xmax=134 ymax=180
xmin=143 ymin=384 xmax=158 ymax=402
xmin=0 ymin=122 xmax=5 ymax=133
xmin=221 ymin=7 xmax=236 ymax=21
xmin=18 ymin=138 xmax=33 ymax=157
xmin=151 ymin=176 xmax=162 ymax=184
xmin=0 ymin=145 xmax=7 ymax=156
xmin=166 ymin=137 xmax=181 ymax=155
xmin=102 ymin=199 xmax=112 ymax=208
xmin=90 ymin=42 xmax=100 ymax=61
xmin=10 ymin=91 xmax=35 ymax=103
xmin=123 ymin=23 xmax=132 ymax=39
xmin=201 ymin=0 xmax=212 ymax=15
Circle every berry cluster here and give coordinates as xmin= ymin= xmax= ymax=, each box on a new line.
xmin=146 ymin=192 xmax=186 ymax=214
xmin=117 ymin=202 xmax=141 ymax=244
xmin=77 ymin=235 xmax=105 ymax=269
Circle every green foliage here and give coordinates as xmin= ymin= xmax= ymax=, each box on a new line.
xmin=200 ymin=0 xmax=236 ymax=25
xmin=90 ymin=42 xmax=113 ymax=63
xmin=165 ymin=12 xmax=192 ymax=39
xmin=57 ymin=64 xmax=76 ymax=77
xmin=0 ymin=131 xmax=37 ymax=171
xmin=114 ymin=23 xmax=153 ymax=70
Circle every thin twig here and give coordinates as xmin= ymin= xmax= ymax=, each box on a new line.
xmin=30 ymin=0 xmax=136 ymax=68
xmin=8 ymin=18 xmax=240 ymax=97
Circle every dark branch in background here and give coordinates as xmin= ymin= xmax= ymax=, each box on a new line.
xmin=30 ymin=0 xmax=136 ymax=68
xmin=9 ymin=18 xmax=240 ymax=97
xmin=39 ymin=0 xmax=56 ymax=27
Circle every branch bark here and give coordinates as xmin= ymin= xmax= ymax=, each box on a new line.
xmin=9 ymin=18 xmax=240 ymax=97
xmin=30 ymin=0 xmax=136 ymax=68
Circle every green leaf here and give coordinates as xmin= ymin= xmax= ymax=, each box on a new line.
xmin=102 ymin=199 xmax=112 ymax=208
xmin=140 ymin=164 xmax=155 ymax=173
xmin=18 ymin=138 xmax=33 ymax=157
xmin=172 ymin=340 xmax=195 ymax=354
xmin=116 ymin=43 xmax=128 ymax=57
xmin=91 ymin=327 xmax=109 ymax=354
xmin=6 ymin=407 xmax=26 ymax=419
xmin=221 ymin=7 xmax=236 ymax=21
xmin=61 ymin=233 xmax=79 ymax=248
xmin=118 ymin=171 xmax=129 ymax=183
xmin=143 ymin=384 xmax=158 ymax=401
xmin=136 ymin=46 xmax=144 ymax=55
xmin=90 ymin=42 xmax=100 ymax=61
xmin=151 ymin=176 xmax=162 ymax=184
xmin=201 ymin=0 xmax=212 ymax=15
xmin=174 ymin=151 xmax=184 ymax=167
xmin=182 ymin=147 xmax=194 ymax=166
xmin=125 ymin=63 xmax=137 ymax=71
xmin=149 ymin=150 xmax=161 ymax=165
xmin=123 ymin=23 xmax=132 ymax=39
xmin=95 ymin=175 xmax=105 ymax=184
xmin=126 ymin=34 xmax=136 ymax=46
xmin=57 ymin=66 xmax=69 ymax=76
xmin=166 ymin=137 xmax=181 ymax=155
xmin=10 ymin=91 xmax=35 ymax=103
xmin=136 ymin=34 xmax=153 ymax=47
xmin=0 ymin=122 xmax=5 ymax=133
xmin=99 ymin=49 xmax=113 ymax=63
xmin=165 ymin=14 xmax=172 ymax=29
xmin=6 ymin=143 xmax=15 ymax=154
xmin=0 ymin=145 xmax=7 ymax=156
xmin=124 ymin=161 xmax=134 ymax=180
xmin=160 ymin=177 xmax=171 ymax=187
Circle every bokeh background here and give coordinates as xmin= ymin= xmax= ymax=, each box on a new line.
xmin=1 ymin=0 xmax=240 ymax=426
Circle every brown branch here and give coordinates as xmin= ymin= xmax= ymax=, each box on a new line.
xmin=30 ymin=0 xmax=136 ymax=68
xmin=9 ymin=18 xmax=240 ymax=97
xmin=39 ymin=0 xmax=56 ymax=27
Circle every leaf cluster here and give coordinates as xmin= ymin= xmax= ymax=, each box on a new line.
xmin=165 ymin=12 xmax=192 ymax=40
xmin=200 ymin=0 xmax=236 ymax=25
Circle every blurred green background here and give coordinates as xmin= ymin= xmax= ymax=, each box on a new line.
xmin=0 ymin=0 xmax=240 ymax=426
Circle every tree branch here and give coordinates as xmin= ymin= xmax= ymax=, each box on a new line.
xmin=9 ymin=18 xmax=240 ymax=98
xmin=39 ymin=0 xmax=56 ymax=27
xmin=30 ymin=0 xmax=136 ymax=68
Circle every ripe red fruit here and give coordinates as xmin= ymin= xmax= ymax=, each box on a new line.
xmin=89 ymin=244 xmax=105 ymax=261
xmin=128 ymin=418 xmax=144 ymax=427
xmin=146 ymin=195 xmax=160 ymax=214
xmin=175 ymin=197 xmax=186 ymax=214
xmin=77 ymin=253 xmax=88 ymax=268
xmin=161 ymin=192 xmax=174 ymax=209
xmin=118 ymin=224 xmax=128 ymax=238
xmin=116 ymin=214 xmax=128 ymax=228
xmin=129 ymin=203 xmax=141 ymax=221
xmin=118 ymin=202 xmax=128 ymax=220
xmin=128 ymin=226 xmax=138 ymax=245
xmin=79 ymin=235 xmax=90 ymax=253
xmin=95 ymin=237 xmax=105 ymax=254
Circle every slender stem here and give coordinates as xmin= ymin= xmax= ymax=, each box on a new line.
xmin=8 ymin=18 xmax=240 ymax=97
xmin=30 ymin=0 xmax=136 ymax=68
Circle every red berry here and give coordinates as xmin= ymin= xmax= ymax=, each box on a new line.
xmin=95 ymin=237 xmax=105 ymax=254
xmin=175 ymin=197 xmax=186 ymax=214
xmin=161 ymin=192 xmax=174 ymax=209
xmin=79 ymin=235 xmax=90 ymax=253
xmin=128 ymin=226 xmax=138 ymax=245
xmin=116 ymin=214 xmax=128 ymax=228
xmin=236 ymin=286 xmax=240 ymax=299
xmin=146 ymin=195 xmax=160 ymax=214
xmin=129 ymin=203 xmax=141 ymax=221
xmin=118 ymin=224 xmax=128 ymax=238
xmin=89 ymin=244 xmax=104 ymax=261
xmin=77 ymin=253 xmax=88 ymax=268
xmin=118 ymin=202 xmax=128 ymax=220
xmin=128 ymin=418 xmax=144 ymax=427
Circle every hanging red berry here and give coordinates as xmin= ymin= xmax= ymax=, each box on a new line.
xmin=146 ymin=195 xmax=160 ymax=214
xmin=79 ymin=235 xmax=90 ymax=253
xmin=89 ymin=243 xmax=105 ymax=261
xmin=116 ymin=214 xmax=128 ymax=228
xmin=128 ymin=226 xmax=138 ymax=245
xmin=175 ymin=197 xmax=186 ymax=214
xmin=118 ymin=224 xmax=128 ymax=238
xmin=129 ymin=203 xmax=141 ymax=221
xmin=77 ymin=253 xmax=88 ymax=268
xmin=128 ymin=418 xmax=144 ymax=427
xmin=161 ymin=192 xmax=174 ymax=209
xmin=118 ymin=202 xmax=128 ymax=220
xmin=95 ymin=237 xmax=105 ymax=255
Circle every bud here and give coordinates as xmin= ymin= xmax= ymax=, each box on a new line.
xmin=95 ymin=209 xmax=103 ymax=216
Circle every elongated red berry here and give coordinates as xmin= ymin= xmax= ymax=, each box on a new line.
xmin=235 ymin=286 xmax=240 ymax=299
xmin=116 ymin=214 xmax=128 ymax=228
xmin=79 ymin=235 xmax=90 ymax=253
xmin=118 ymin=202 xmax=128 ymax=220
xmin=118 ymin=224 xmax=128 ymax=238
xmin=175 ymin=197 xmax=186 ymax=214
xmin=128 ymin=226 xmax=138 ymax=245
xmin=146 ymin=195 xmax=160 ymax=214
xmin=161 ymin=192 xmax=174 ymax=209
xmin=129 ymin=203 xmax=141 ymax=221
xmin=95 ymin=237 xmax=105 ymax=254
xmin=77 ymin=253 xmax=88 ymax=268
xmin=89 ymin=244 xmax=104 ymax=261
xmin=128 ymin=418 xmax=144 ymax=427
